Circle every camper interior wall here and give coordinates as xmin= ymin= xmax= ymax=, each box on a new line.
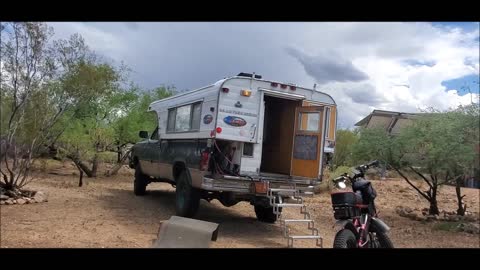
xmin=260 ymin=95 xmax=300 ymax=175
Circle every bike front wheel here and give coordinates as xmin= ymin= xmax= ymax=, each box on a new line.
xmin=369 ymin=232 xmax=394 ymax=248
xmin=333 ymin=229 xmax=358 ymax=248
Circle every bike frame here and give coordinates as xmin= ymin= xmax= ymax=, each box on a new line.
xmin=353 ymin=213 xmax=371 ymax=248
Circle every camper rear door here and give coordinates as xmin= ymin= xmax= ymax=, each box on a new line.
xmin=291 ymin=106 xmax=324 ymax=179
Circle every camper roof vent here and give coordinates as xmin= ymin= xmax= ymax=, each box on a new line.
xmin=237 ymin=72 xmax=262 ymax=79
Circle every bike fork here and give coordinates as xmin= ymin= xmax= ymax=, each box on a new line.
xmin=356 ymin=214 xmax=370 ymax=248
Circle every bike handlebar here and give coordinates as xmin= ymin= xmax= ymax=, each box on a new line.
xmin=367 ymin=160 xmax=379 ymax=167
xmin=333 ymin=160 xmax=379 ymax=183
xmin=357 ymin=160 xmax=379 ymax=171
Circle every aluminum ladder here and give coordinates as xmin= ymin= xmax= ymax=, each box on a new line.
xmin=268 ymin=185 xmax=323 ymax=248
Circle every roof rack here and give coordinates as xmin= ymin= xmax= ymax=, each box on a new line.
xmin=237 ymin=72 xmax=262 ymax=79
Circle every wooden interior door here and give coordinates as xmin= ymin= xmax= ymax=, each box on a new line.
xmin=290 ymin=106 xmax=324 ymax=178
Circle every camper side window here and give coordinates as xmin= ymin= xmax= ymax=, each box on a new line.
xmin=167 ymin=109 xmax=176 ymax=132
xmin=191 ymin=103 xmax=202 ymax=130
xmin=167 ymin=102 xmax=202 ymax=133
xmin=175 ymin=105 xmax=191 ymax=132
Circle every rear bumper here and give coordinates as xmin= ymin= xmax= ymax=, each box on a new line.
xmin=201 ymin=174 xmax=319 ymax=196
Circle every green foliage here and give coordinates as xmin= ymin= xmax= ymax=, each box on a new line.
xmin=433 ymin=221 xmax=463 ymax=232
xmin=352 ymin=105 xmax=479 ymax=177
xmin=351 ymin=127 xmax=406 ymax=168
xmin=97 ymin=152 xmax=119 ymax=164
xmin=112 ymin=85 xmax=175 ymax=146
xmin=331 ymin=129 xmax=358 ymax=169
xmin=55 ymin=61 xmax=124 ymax=160
xmin=0 ymin=22 xmax=177 ymax=185
xmin=331 ymin=166 xmax=352 ymax=180
xmin=400 ymin=104 xmax=479 ymax=180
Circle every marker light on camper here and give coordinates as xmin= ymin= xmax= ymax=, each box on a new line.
xmin=240 ymin=90 xmax=251 ymax=97
xmin=216 ymin=127 xmax=222 ymax=133
xmin=222 ymin=88 xmax=229 ymax=93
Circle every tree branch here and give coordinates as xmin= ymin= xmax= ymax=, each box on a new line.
xmin=392 ymin=166 xmax=431 ymax=201
xmin=409 ymin=166 xmax=433 ymax=189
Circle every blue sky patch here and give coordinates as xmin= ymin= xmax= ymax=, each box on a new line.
xmin=404 ymin=59 xmax=436 ymax=67
xmin=442 ymin=74 xmax=480 ymax=95
xmin=432 ymin=22 xmax=479 ymax=32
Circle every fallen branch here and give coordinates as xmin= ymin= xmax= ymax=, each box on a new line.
xmin=105 ymin=149 xmax=131 ymax=176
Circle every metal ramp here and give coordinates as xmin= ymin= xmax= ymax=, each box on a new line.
xmin=268 ymin=185 xmax=323 ymax=248
xmin=151 ymin=216 xmax=219 ymax=248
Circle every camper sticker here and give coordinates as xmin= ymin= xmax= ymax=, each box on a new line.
xmin=219 ymin=108 xmax=257 ymax=118
xmin=203 ymin=114 xmax=213 ymax=124
xmin=223 ymin=116 xmax=247 ymax=127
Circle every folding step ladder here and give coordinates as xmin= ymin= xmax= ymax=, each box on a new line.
xmin=268 ymin=185 xmax=323 ymax=248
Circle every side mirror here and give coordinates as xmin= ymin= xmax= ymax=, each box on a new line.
xmin=139 ymin=130 xmax=148 ymax=139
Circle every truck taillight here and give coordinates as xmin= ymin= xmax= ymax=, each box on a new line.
xmin=200 ymin=150 xmax=210 ymax=171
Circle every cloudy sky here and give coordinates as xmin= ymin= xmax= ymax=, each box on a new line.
xmin=49 ymin=22 xmax=480 ymax=128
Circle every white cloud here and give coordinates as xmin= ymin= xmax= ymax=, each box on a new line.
xmin=49 ymin=22 xmax=128 ymax=58
xmin=47 ymin=22 xmax=480 ymax=128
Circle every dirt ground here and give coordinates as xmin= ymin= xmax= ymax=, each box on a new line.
xmin=1 ymin=161 xmax=479 ymax=248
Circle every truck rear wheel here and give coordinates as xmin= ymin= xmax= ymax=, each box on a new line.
xmin=175 ymin=169 xmax=200 ymax=218
xmin=134 ymin=164 xmax=148 ymax=196
xmin=254 ymin=205 xmax=279 ymax=223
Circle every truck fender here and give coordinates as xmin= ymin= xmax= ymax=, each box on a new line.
xmin=172 ymin=158 xmax=188 ymax=182
xmin=370 ymin=217 xmax=390 ymax=233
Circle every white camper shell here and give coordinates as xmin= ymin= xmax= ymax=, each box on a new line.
xmin=148 ymin=73 xmax=337 ymax=184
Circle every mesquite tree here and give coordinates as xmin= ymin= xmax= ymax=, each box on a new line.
xmin=0 ymin=22 xmax=93 ymax=191
xmin=352 ymin=105 xmax=479 ymax=215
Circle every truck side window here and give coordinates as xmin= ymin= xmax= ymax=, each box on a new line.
xmin=151 ymin=127 xmax=159 ymax=140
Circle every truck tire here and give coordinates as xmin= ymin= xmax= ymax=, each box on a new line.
xmin=175 ymin=169 xmax=200 ymax=218
xmin=134 ymin=164 xmax=148 ymax=196
xmin=254 ymin=205 xmax=278 ymax=223
xmin=333 ymin=229 xmax=358 ymax=248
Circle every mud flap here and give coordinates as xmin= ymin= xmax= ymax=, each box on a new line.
xmin=151 ymin=216 xmax=219 ymax=248
xmin=333 ymin=220 xmax=359 ymax=238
